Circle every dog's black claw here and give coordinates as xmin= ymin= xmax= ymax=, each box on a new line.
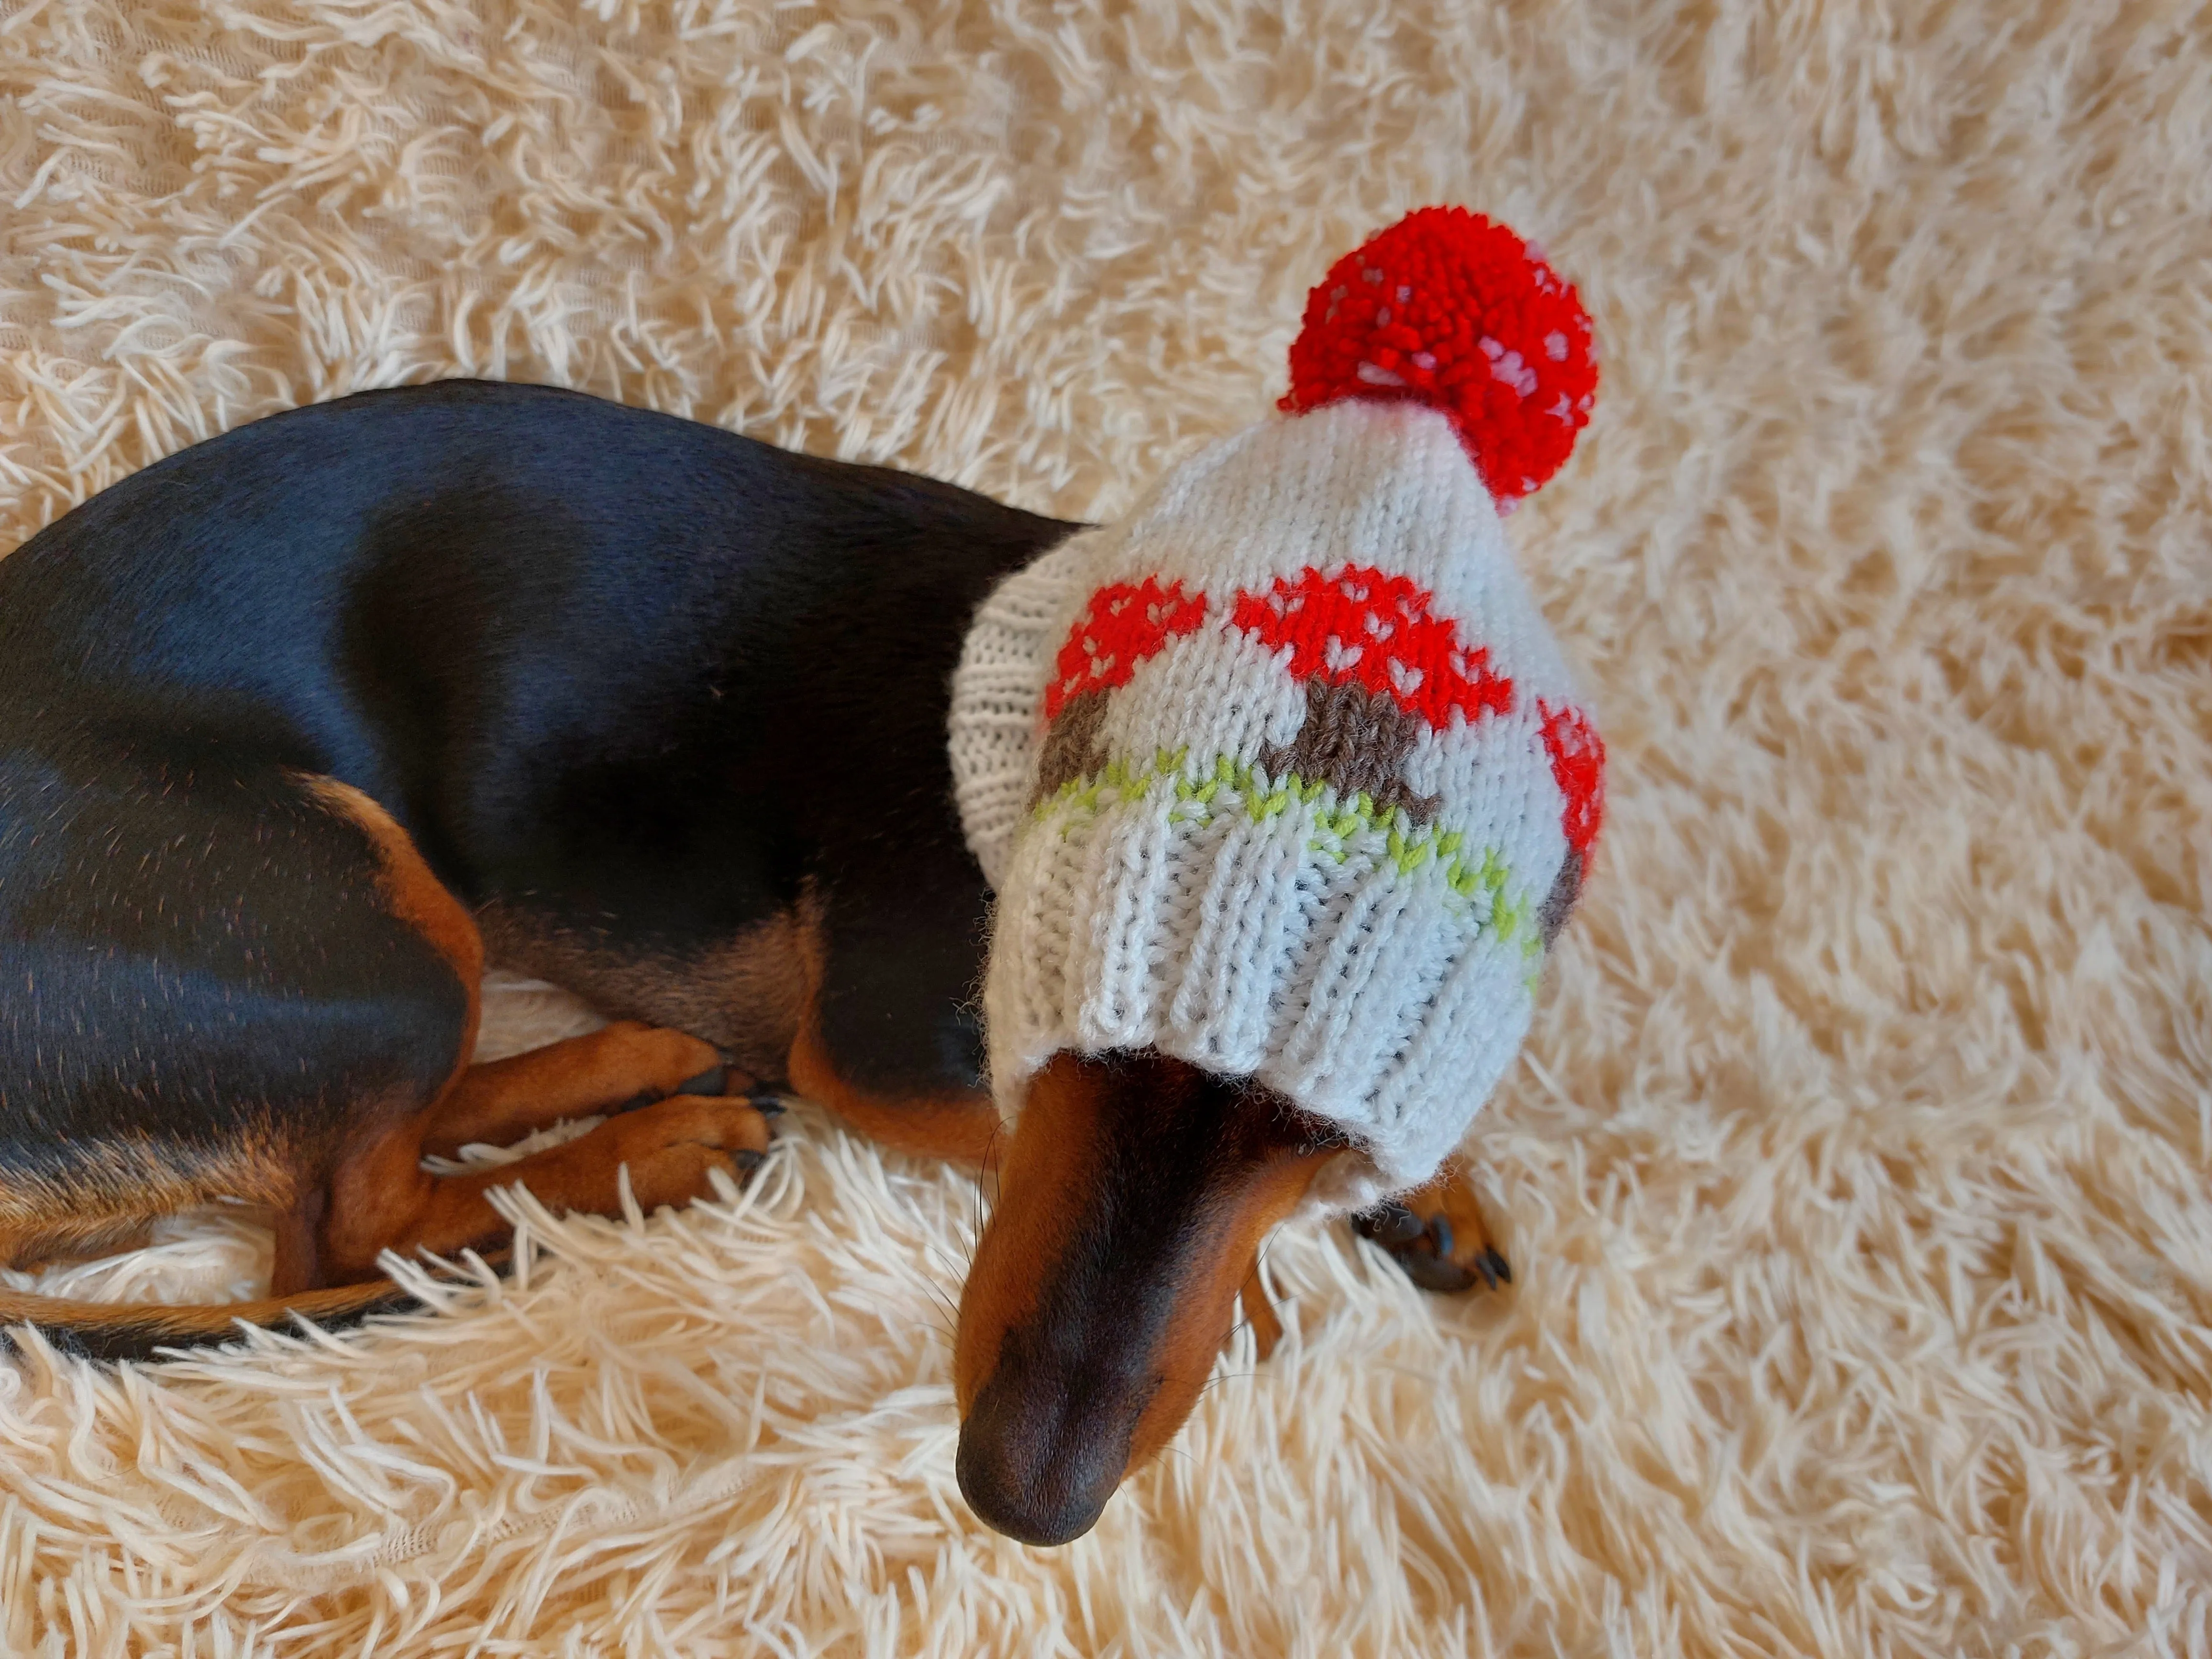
xmin=732 ymin=1149 xmax=766 ymax=1175
xmin=1357 ymin=1204 xmax=1513 ymax=1296
xmin=1399 ymin=1247 xmax=1478 ymax=1294
xmin=745 ymin=1087 xmax=787 ymax=1119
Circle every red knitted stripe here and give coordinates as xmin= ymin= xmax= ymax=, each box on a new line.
xmin=1229 ymin=564 xmax=1513 ymax=731
xmin=1537 ymin=699 xmax=1605 ymax=854
xmin=1045 ymin=578 xmax=1208 ymax=719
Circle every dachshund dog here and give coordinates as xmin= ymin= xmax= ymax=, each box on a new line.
xmin=0 ymin=381 xmax=1504 ymax=1545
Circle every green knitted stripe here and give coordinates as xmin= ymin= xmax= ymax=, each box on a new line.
xmin=1034 ymin=749 xmax=1539 ymax=954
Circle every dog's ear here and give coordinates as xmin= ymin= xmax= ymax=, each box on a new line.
xmin=951 ymin=1048 xmax=1338 ymax=1545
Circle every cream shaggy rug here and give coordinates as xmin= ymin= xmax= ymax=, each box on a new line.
xmin=2 ymin=1 xmax=2209 ymax=1653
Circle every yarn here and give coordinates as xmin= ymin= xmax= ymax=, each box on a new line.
xmin=1229 ymin=564 xmax=1515 ymax=732
xmin=948 ymin=210 xmax=1605 ymax=1206
xmin=1279 ymin=206 xmax=1597 ymax=504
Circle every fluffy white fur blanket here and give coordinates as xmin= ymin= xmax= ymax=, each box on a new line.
xmin=1 ymin=1 xmax=2207 ymax=1653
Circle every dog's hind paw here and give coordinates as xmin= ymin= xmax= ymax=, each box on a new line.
xmin=1352 ymin=1160 xmax=1510 ymax=1295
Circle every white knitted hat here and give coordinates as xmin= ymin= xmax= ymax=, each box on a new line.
xmin=948 ymin=209 xmax=1605 ymax=1209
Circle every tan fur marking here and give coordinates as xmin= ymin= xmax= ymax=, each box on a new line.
xmin=952 ymin=1051 xmax=1334 ymax=1477
xmin=282 ymin=778 xmax=487 ymax=1283
xmin=423 ymin=1022 xmax=729 ymax=1159
xmin=951 ymin=1056 xmax=1102 ymax=1415
xmin=785 ymin=1017 xmax=1002 ymax=1165
xmin=1239 ymin=1264 xmax=1283 ymax=1361
xmin=320 ymin=1093 xmax=771 ymax=1279
xmin=1390 ymin=1154 xmax=1503 ymax=1273
xmin=0 ymin=1279 xmax=416 ymax=1352
xmin=766 ymin=895 xmax=1000 ymax=1164
xmin=1121 ymin=1142 xmax=1332 ymax=1471
xmin=0 ymin=1135 xmax=302 ymax=1271
xmin=300 ymin=776 xmax=486 ymax=1084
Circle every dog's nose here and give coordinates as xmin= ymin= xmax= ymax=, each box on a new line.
xmin=955 ymin=1363 xmax=1130 ymax=1547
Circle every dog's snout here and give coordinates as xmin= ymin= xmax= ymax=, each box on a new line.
xmin=951 ymin=1050 xmax=1342 ymax=1543
xmin=954 ymin=1343 xmax=1137 ymax=1547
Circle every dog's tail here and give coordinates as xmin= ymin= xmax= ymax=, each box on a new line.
xmin=0 ymin=1281 xmax=420 ymax=1363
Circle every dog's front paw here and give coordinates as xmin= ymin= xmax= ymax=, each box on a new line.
xmin=1352 ymin=1161 xmax=1510 ymax=1294
xmin=603 ymin=1094 xmax=778 ymax=1207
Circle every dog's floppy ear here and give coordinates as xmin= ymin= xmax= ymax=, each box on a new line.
xmin=951 ymin=1048 xmax=1339 ymax=1545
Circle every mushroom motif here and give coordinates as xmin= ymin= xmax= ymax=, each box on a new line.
xmin=1231 ymin=562 xmax=1513 ymax=825
xmin=1033 ymin=576 xmax=1207 ymax=800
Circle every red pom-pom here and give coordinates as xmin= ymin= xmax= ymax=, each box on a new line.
xmin=1280 ymin=207 xmax=1597 ymax=505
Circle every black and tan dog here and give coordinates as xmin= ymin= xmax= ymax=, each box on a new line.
xmin=0 ymin=380 xmax=1504 ymax=1544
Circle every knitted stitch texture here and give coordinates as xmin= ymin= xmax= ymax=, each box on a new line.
xmin=948 ymin=210 xmax=1605 ymax=1208
xmin=951 ymin=398 xmax=1603 ymax=1206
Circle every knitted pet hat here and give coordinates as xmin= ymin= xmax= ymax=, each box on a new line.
xmin=949 ymin=208 xmax=1604 ymax=1210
